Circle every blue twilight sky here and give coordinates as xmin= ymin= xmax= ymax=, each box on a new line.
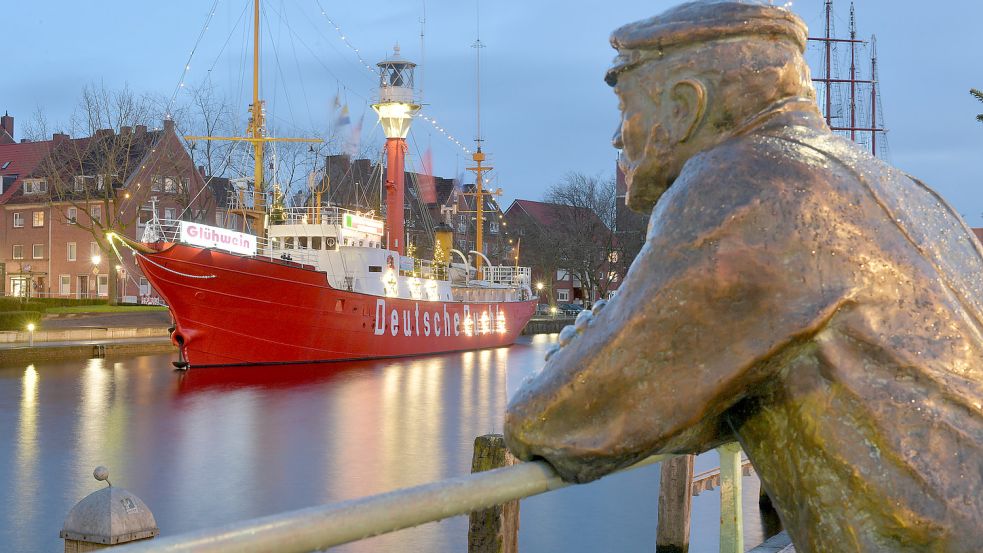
xmin=4 ymin=1 xmax=983 ymax=224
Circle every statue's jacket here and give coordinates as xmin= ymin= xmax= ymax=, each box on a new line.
xmin=506 ymin=100 xmax=983 ymax=552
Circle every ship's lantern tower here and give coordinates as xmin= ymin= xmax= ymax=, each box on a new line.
xmin=373 ymin=46 xmax=420 ymax=256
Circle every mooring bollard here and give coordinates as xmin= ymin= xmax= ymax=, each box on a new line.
xmin=656 ymin=454 xmax=695 ymax=553
xmin=468 ymin=434 xmax=520 ymax=553
xmin=60 ymin=466 xmax=159 ymax=551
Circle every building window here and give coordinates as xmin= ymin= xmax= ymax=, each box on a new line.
xmin=32 ymin=211 xmax=44 ymax=227
xmin=22 ymin=178 xmax=47 ymax=195
xmin=488 ymin=221 xmax=499 ymax=234
xmin=139 ymin=277 xmax=150 ymax=296
xmin=67 ymin=242 xmax=77 ymax=262
xmin=97 ymin=274 xmax=109 ymax=297
xmin=557 ymin=289 xmax=570 ymax=302
xmin=67 ymin=207 xmax=77 ymax=224
xmin=12 ymin=212 xmax=23 ymax=228
xmin=91 ymin=205 xmax=102 ymax=224
xmin=151 ymin=175 xmax=162 ymax=192
xmin=164 ymin=207 xmax=176 ymax=221
xmin=163 ymin=177 xmax=178 ymax=193
xmin=90 ymin=242 xmax=100 ymax=259
xmin=33 ymin=244 xmax=43 ymax=259
xmin=137 ymin=206 xmax=153 ymax=228
xmin=60 ymin=275 xmax=71 ymax=295
xmin=12 ymin=244 xmax=23 ymax=259
xmin=608 ymin=251 xmax=619 ymax=264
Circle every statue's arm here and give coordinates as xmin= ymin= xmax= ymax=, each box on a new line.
xmin=506 ymin=160 xmax=853 ymax=482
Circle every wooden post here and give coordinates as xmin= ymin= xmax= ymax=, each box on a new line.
xmin=718 ymin=443 xmax=744 ymax=553
xmin=468 ymin=434 xmax=520 ymax=553
xmin=656 ymin=454 xmax=695 ymax=553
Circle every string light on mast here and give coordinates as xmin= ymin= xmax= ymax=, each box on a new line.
xmin=166 ymin=0 xmax=221 ymax=117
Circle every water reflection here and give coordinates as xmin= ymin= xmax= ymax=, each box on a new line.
xmin=1 ymin=335 xmax=775 ymax=553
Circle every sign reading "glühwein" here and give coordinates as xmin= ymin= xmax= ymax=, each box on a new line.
xmin=179 ymin=221 xmax=257 ymax=256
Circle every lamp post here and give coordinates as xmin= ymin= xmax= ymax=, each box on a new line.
xmin=91 ymin=255 xmax=101 ymax=300
xmin=27 ymin=322 xmax=35 ymax=347
xmin=372 ymin=46 xmax=420 ymax=257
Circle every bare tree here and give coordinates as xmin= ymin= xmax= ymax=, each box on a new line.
xmin=544 ymin=172 xmax=622 ymax=304
xmin=32 ymin=83 xmax=209 ymax=303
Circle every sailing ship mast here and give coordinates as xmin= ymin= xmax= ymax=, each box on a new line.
xmin=184 ymin=0 xmax=322 ymax=237
xmin=465 ymin=4 xmax=499 ymax=280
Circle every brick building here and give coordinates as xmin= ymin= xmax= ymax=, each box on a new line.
xmin=0 ymin=114 xmax=214 ymax=300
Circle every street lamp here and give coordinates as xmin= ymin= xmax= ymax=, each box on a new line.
xmin=27 ymin=322 xmax=35 ymax=347
xmin=536 ymin=282 xmax=544 ymax=292
xmin=91 ymin=254 xmax=101 ymax=266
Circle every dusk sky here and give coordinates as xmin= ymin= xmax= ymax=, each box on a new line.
xmin=6 ymin=1 xmax=983 ymax=224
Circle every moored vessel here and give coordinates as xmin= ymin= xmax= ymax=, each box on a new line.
xmin=114 ymin=5 xmax=537 ymax=368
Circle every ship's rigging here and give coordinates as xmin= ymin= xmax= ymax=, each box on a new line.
xmin=807 ymin=0 xmax=889 ymax=158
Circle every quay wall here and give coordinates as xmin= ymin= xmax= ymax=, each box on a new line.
xmin=521 ymin=317 xmax=573 ymax=335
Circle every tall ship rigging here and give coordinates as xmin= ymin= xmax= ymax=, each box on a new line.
xmin=113 ymin=1 xmax=537 ymax=368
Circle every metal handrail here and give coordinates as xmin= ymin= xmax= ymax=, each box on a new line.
xmin=116 ymin=454 xmax=670 ymax=553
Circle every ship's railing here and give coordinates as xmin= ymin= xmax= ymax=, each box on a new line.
xmin=482 ymin=265 xmax=531 ymax=286
xmin=115 ymin=442 xmax=752 ymax=553
xmin=149 ymin=219 xmax=321 ymax=267
xmin=272 ymin=206 xmax=383 ymax=227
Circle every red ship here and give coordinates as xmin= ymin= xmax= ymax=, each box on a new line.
xmin=119 ymin=36 xmax=537 ymax=369
xmin=130 ymin=226 xmax=536 ymax=368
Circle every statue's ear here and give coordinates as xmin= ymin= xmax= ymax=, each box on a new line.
xmin=669 ymin=79 xmax=707 ymax=143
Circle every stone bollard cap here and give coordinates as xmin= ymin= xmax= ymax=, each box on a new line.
xmin=60 ymin=467 xmax=159 ymax=545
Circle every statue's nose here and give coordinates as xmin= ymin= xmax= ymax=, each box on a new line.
xmin=612 ymin=122 xmax=624 ymax=150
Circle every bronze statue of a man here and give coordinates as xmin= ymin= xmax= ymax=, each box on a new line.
xmin=505 ymin=1 xmax=983 ymax=551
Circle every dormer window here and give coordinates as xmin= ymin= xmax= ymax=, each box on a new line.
xmin=73 ymin=175 xmax=96 ymax=193
xmin=23 ymin=178 xmax=47 ymax=195
xmin=1 ymin=161 xmax=10 ymax=169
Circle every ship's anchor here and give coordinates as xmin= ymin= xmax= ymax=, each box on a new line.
xmin=171 ymin=331 xmax=190 ymax=371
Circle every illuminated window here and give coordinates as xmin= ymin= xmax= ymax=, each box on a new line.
xmin=32 ymin=211 xmax=44 ymax=227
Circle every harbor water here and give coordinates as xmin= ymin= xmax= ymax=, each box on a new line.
xmin=0 ymin=334 xmax=778 ymax=552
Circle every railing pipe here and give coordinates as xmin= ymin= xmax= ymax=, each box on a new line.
xmin=117 ymin=455 xmax=669 ymax=553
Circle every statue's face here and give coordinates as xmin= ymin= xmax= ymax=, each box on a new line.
xmin=612 ymin=62 xmax=680 ymax=213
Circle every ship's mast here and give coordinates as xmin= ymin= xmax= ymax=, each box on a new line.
xmin=808 ymin=0 xmax=886 ymax=157
xmin=466 ymin=3 xmax=493 ymax=280
xmin=184 ymin=0 xmax=321 ymax=238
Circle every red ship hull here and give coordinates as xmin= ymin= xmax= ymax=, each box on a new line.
xmin=136 ymin=243 xmax=538 ymax=368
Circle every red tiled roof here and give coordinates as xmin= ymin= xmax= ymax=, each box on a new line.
xmin=506 ymin=198 xmax=606 ymax=229
xmin=0 ymin=140 xmax=52 ymax=203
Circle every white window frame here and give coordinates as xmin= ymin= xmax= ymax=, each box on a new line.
xmin=67 ymin=242 xmax=77 ymax=262
xmin=97 ymin=274 xmax=109 ymax=297
xmin=32 ymin=244 xmax=43 ymax=259
xmin=557 ymin=289 xmax=570 ymax=302
xmin=139 ymin=277 xmax=150 ymax=296
xmin=22 ymin=178 xmax=47 ymax=195
xmin=12 ymin=244 xmax=23 ymax=259
xmin=12 ymin=212 xmax=23 ymax=228
xmin=90 ymin=204 xmax=102 ymax=224
xmin=67 ymin=206 xmax=77 ymax=224
xmin=164 ymin=207 xmax=176 ymax=221
xmin=59 ymin=274 xmax=71 ymax=295
xmin=32 ymin=211 xmax=44 ymax=227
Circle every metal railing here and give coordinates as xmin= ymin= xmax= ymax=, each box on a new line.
xmin=116 ymin=443 xmax=750 ymax=553
xmin=273 ymin=206 xmax=382 ymax=227
xmin=482 ymin=265 xmax=531 ymax=286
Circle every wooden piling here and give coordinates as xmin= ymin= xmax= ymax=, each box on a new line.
xmin=468 ymin=434 xmax=520 ymax=553
xmin=656 ymin=454 xmax=695 ymax=553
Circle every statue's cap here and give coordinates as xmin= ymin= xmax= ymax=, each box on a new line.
xmin=606 ymin=1 xmax=807 ymax=85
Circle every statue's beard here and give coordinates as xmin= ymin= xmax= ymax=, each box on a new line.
xmin=624 ymin=125 xmax=676 ymax=213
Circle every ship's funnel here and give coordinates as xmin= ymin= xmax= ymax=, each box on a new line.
xmin=434 ymin=223 xmax=453 ymax=266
